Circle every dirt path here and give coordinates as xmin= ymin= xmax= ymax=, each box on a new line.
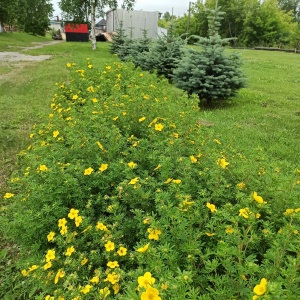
xmin=0 ymin=40 xmax=63 ymax=82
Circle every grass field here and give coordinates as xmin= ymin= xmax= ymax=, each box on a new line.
xmin=0 ymin=32 xmax=299 ymax=298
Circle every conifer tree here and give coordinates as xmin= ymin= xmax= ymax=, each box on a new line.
xmin=110 ymin=21 xmax=128 ymax=54
xmin=135 ymin=23 xmax=184 ymax=81
xmin=173 ymin=2 xmax=246 ymax=104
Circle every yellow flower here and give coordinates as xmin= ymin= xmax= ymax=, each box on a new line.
xmin=87 ymin=86 xmax=94 ymax=92
xmin=164 ymin=178 xmax=173 ymax=184
xmin=239 ymin=207 xmax=251 ymax=219
xmin=138 ymin=272 xmax=155 ymax=289
xmin=107 ymin=261 xmax=119 ymax=268
xmin=190 ymin=155 xmax=197 ymax=163
xmin=90 ymin=276 xmax=100 ymax=284
xmin=105 ymin=241 xmax=115 ymax=252
xmin=81 ymin=257 xmax=88 ymax=266
xmin=92 ymin=98 xmax=98 ymax=103
xmin=21 ymin=269 xmax=28 ymax=276
xmin=206 ymin=202 xmax=217 ymax=213
xmin=96 ymin=222 xmax=108 ymax=231
xmin=154 ymin=123 xmax=164 ymax=131
xmin=65 ymin=246 xmax=75 ymax=256
xmin=72 ymin=94 xmax=79 ymax=100
xmin=253 ymin=191 xmax=267 ymax=204
xmin=172 ymin=179 xmax=181 ymax=184
xmin=214 ymin=139 xmax=221 ymax=144
xmin=253 ymin=278 xmax=267 ymax=296
xmin=60 ymin=226 xmax=68 ymax=235
xmin=45 ymin=295 xmax=54 ymax=300
xmin=68 ymin=208 xmax=79 ymax=219
xmin=47 ymin=231 xmax=55 ymax=242
xmin=45 ymin=249 xmax=55 ymax=262
xmin=117 ymin=247 xmax=127 ymax=256
xmin=205 ymin=232 xmax=216 ymax=237
xmin=66 ymin=63 xmax=71 ymax=68
xmin=84 ymin=167 xmax=94 ymax=175
xmin=81 ymin=284 xmax=93 ymax=294
xmin=106 ymin=66 xmax=111 ymax=70
xmin=88 ymin=64 xmax=93 ymax=68
xmin=129 ymin=177 xmax=139 ymax=185
xmin=141 ymin=286 xmax=162 ymax=300
xmin=53 ymin=130 xmax=59 ymax=138
xmin=99 ymin=287 xmax=110 ymax=298
xmin=147 ymin=228 xmax=162 ymax=241
xmin=99 ymin=164 xmax=108 ymax=172
xmin=39 ymin=165 xmax=48 ymax=171
xmin=237 ymin=182 xmax=246 ymax=189
xmin=75 ymin=216 xmax=82 ymax=227
xmin=252 ymin=296 xmax=259 ymax=300
xmin=217 ymin=158 xmax=229 ymax=169
xmin=113 ymin=283 xmax=120 ymax=294
xmin=139 ymin=116 xmax=146 ymax=122
xmin=127 ymin=161 xmax=137 ymax=168
xmin=58 ymin=218 xmax=67 ymax=228
xmin=28 ymin=265 xmax=39 ymax=272
xmin=113 ymin=116 xmax=119 ymax=121
xmin=256 ymin=213 xmax=261 ymax=219
xmin=154 ymin=164 xmax=161 ymax=171
xmin=137 ymin=243 xmax=150 ymax=253
xmin=104 ymin=272 xmax=119 ymax=284
xmin=96 ymin=141 xmax=104 ymax=151
xmin=54 ymin=269 xmax=65 ymax=284
xmin=225 ymin=227 xmax=234 ymax=234
xmin=4 ymin=193 xmax=14 ymax=199
xmin=284 ymin=208 xmax=294 ymax=215
xmin=43 ymin=261 xmax=52 ymax=270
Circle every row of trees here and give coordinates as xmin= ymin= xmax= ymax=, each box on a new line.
xmin=0 ymin=0 xmax=53 ymax=35
xmin=170 ymin=0 xmax=300 ymax=48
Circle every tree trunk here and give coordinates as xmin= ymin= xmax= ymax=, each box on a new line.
xmin=91 ymin=0 xmax=96 ymax=50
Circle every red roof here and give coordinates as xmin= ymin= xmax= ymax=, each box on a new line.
xmin=65 ymin=23 xmax=88 ymax=33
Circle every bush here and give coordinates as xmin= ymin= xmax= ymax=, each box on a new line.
xmin=2 ymin=58 xmax=300 ymax=299
xmin=135 ymin=25 xmax=184 ymax=81
xmin=173 ymin=5 xmax=246 ymax=104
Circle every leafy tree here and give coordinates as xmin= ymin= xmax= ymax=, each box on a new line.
xmin=278 ymin=0 xmax=300 ymax=21
xmin=59 ymin=0 xmax=136 ymax=50
xmin=18 ymin=0 xmax=53 ymax=36
xmin=0 ymin=0 xmax=20 ymax=29
xmin=173 ymin=3 xmax=246 ymax=104
xmin=242 ymin=0 xmax=298 ymax=46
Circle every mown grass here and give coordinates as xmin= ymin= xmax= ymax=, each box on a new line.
xmin=0 ymin=32 xmax=299 ymax=298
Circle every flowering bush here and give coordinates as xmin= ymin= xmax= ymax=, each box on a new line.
xmin=2 ymin=58 xmax=300 ymax=299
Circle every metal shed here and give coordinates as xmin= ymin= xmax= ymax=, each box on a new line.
xmin=106 ymin=9 xmax=159 ymax=39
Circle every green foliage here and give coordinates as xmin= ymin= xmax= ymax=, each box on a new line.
xmin=134 ymin=25 xmax=184 ymax=81
xmin=173 ymin=5 xmax=246 ymax=103
xmin=117 ymin=29 xmax=151 ymax=63
xmin=110 ymin=21 xmax=128 ymax=54
xmin=1 ymin=52 xmax=300 ymax=299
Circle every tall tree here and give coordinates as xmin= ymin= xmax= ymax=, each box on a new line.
xmin=278 ymin=0 xmax=300 ymax=21
xmin=59 ymin=0 xmax=136 ymax=50
xmin=0 ymin=0 xmax=20 ymax=29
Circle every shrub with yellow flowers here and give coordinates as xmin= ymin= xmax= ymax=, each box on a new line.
xmin=2 ymin=59 xmax=300 ymax=299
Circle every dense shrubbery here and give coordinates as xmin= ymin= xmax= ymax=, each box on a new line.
xmin=2 ymin=58 xmax=300 ymax=299
xmin=111 ymin=6 xmax=245 ymax=104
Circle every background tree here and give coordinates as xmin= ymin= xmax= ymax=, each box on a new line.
xmin=0 ymin=0 xmax=20 ymax=30
xmin=278 ymin=0 xmax=300 ymax=21
xmin=59 ymin=0 xmax=136 ymax=50
xmin=17 ymin=0 xmax=53 ymax=36
xmin=242 ymin=0 xmax=297 ymax=47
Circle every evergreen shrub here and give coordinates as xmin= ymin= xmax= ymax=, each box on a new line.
xmin=173 ymin=5 xmax=246 ymax=104
xmin=2 ymin=59 xmax=300 ymax=299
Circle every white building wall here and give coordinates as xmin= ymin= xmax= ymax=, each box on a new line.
xmin=106 ymin=9 xmax=159 ymax=39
